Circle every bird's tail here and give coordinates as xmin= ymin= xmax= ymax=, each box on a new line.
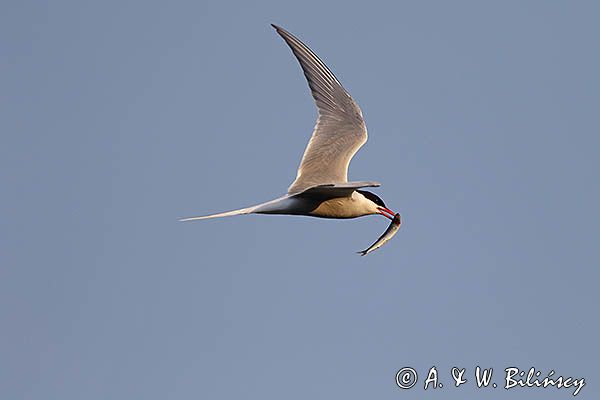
xmin=178 ymin=206 xmax=256 ymax=222
xmin=179 ymin=195 xmax=291 ymax=222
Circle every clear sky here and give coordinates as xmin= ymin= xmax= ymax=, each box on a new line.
xmin=2 ymin=1 xmax=599 ymax=399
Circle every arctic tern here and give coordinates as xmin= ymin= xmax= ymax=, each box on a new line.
xmin=181 ymin=24 xmax=401 ymax=252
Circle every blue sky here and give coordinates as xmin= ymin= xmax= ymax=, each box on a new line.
xmin=2 ymin=1 xmax=599 ymax=399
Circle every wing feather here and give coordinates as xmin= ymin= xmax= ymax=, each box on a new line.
xmin=272 ymin=25 xmax=368 ymax=194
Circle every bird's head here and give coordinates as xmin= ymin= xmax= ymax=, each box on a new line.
xmin=356 ymin=190 xmax=396 ymax=220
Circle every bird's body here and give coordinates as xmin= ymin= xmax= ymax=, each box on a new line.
xmin=253 ymin=190 xmax=384 ymax=219
xmin=181 ymin=183 xmax=393 ymax=221
xmin=181 ymin=24 xmax=400 ymax=241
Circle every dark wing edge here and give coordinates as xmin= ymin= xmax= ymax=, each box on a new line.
xmin=271 ymin=23 xmax=354 ymax=118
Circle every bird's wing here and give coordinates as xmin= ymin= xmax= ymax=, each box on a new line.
xmin=294 ymin=181 xmax=380 ymax=199
xmin=272 ymin=25 xmax=368 ymax=195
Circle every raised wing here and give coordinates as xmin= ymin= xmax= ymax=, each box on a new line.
xmin=272 ymin=25 xmax=368 ymax=195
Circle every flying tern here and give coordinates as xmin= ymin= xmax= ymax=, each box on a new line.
xmin=181 ymin=24 xmax=399 ymax=229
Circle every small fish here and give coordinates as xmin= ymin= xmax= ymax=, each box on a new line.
xmin=357 ymin=213 xmax=401 ymax=256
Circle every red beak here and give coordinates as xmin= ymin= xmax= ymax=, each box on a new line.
xmin=378 ymin=207 xmax=395 ymax=220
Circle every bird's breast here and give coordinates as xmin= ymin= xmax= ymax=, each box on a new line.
xmin=309 ymin=197 xmax=368 ymax=219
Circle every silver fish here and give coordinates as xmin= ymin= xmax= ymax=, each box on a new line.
xmin=357 ymin=213 xmax=401 ymax=256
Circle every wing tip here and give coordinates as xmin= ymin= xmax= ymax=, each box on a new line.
xmin=271 ymin=24 xmax=295 ymax=40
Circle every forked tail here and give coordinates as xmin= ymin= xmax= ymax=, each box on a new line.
xmin=179 ymin=195 xmax=291 ymax=222
xmin=178 ymin=206 xmax=256 ymax=222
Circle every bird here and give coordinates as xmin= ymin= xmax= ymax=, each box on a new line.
xmin=180 ymin=24 xmax=397 ymax=223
